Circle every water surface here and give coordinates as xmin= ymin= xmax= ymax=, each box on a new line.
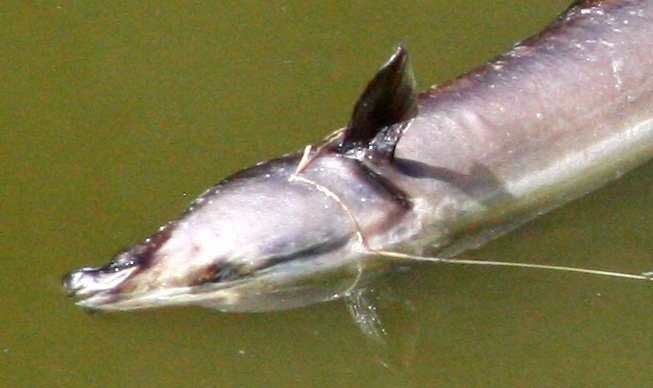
xmin=4 ymin=1 xmax=653 ymax=386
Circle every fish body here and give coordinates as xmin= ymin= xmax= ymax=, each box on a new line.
xmin=63 ymin=0 xmax=653 ymax=312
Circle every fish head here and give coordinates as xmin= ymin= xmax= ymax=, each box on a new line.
xmin=62 ymin=153 xmax=410 ymax=312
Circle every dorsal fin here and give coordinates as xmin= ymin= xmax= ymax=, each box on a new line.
xmin=337 ymin=46 xmax=417 ymax=161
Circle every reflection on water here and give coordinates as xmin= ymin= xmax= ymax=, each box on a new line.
xmin=5 ymin=0 xmax=653 ymax=387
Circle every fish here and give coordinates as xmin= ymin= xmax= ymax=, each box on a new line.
xmin=63 ymin=0 xmax=653 ymax=313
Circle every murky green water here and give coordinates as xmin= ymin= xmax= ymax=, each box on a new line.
xmin=5 ymin=0 xmax=653 ymax=386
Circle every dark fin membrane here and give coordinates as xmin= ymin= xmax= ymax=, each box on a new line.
xmin=337 ymin=46 xmax=417 ymax=162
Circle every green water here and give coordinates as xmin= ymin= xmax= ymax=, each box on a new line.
xmin=5 ymin=0 xmax=653 ymax=386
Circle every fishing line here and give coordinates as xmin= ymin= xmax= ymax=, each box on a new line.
xmin=294 ymin=128 xmax=345 ymax=175
xmin=369 ymin=249 xmax=653 ymax=281
xmin=289 ymin=173 xmax=369 ymax=295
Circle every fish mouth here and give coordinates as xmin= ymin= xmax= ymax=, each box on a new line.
xmin=62 ymin=266 xmax=140 ymax=310
xmin=61 ymin=266 xmax=213 ymax=311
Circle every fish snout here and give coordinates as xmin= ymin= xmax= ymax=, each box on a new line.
xmin=62 ymin=265 xmax=137 ymax=299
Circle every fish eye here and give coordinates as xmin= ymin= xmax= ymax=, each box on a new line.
xmin=214 ymin=265 xmax=248 ymax=282
xmin=198 ymin=262 xmax=260 ymax=284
